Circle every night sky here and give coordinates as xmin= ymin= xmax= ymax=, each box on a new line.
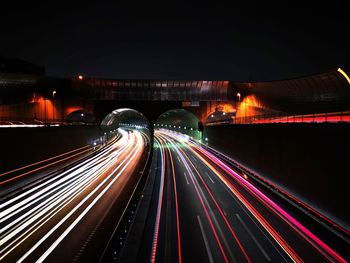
xmin=1 ymin=1 xmax=348 ymax=81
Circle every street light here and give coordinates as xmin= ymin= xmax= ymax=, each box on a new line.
xmin=52 ymin=91 xmax=56 ymax=122
xmin=237 ymin=93 xmax=241 ymax=101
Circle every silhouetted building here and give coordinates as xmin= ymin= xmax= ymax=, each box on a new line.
xmin=0 ymin=57 xmax=45 ymax=75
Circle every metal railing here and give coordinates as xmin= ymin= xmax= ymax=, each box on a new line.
xmin=232 ymin=111 xmax=350 ymax=124
xmin=0 ymin=117 xmax=96 ymax=126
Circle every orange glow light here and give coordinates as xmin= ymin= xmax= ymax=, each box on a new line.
xmin=78 ymin=75 xmax=84 ymax=80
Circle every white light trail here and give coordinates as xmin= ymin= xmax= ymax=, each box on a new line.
xmin=0 ymin=129 xmax=145 ymax=262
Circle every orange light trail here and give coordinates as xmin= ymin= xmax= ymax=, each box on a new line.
xmin=172 ymin=139 xmax=251 ymax=263
xmin=0 ymin=145 xmax=91 ymax=178
xmin=167 ymin=144 xmax=183 ymax=263
xmin=159 ymin=130 xmax=302 ymax=262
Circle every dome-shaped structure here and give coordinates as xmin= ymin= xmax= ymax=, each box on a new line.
xmin=101 ymin=108 xmax=150 ymax=131
xmin=155 ymin=109 xmax=200 ymax=139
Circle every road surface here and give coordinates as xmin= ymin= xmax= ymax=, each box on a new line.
xmin=0 ymin=128 xmax=149 ymax=262
xmin=129 ymin=129 xmax=349 ymax=263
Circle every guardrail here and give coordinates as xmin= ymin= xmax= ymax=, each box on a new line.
xmin=206 ymin=111 xmax=350 ymax=125
xmin=0 ymin=118 xmax=97 ymax=127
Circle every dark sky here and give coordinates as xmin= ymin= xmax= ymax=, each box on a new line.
xmin=1 ymin=1 xmax=348 ymax=81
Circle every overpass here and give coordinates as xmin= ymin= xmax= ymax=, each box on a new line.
xmin=0 ymin=67 xmax=350 ymax=131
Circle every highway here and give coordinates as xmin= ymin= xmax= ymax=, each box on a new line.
xmin=0 ymin=128 xmax=149 ymax=262
xmin=132 ymin=129 xmax=348 ymax=263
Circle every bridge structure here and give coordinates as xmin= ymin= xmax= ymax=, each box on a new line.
xmin=1 ymin=67 xmax=350 ymax=132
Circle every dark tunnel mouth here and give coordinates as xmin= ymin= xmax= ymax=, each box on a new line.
xmin=65 ymin=110 xmax=96 ymax=124
xmin=101 ymin=108 xmax=150 ymax=131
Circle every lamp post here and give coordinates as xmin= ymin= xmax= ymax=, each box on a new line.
xmin=52 ymin=90 xmax=56 ymax=123
xmin=44 ymin=96 xmax=47 ymax=125
xmin=236 ymin=93 xmax=241 ymax=123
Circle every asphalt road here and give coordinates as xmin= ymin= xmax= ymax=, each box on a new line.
xmin=0 ymin=128 xmax=149 ymax=262
xmin=131 ymin=129 xmax=349 ymax=263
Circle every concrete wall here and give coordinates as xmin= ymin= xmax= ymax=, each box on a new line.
xmin=0 ymin=125 xmax=101 ymax=173
xmin=0 ymin=99 xmax=95 ymax=122
xmin=203 ymin=123 xmax=350 ymax=229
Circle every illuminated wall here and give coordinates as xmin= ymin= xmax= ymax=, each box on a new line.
xmin=0 ymin=98 xmax=93 ymax=122
xmin=0 ymin=98 xmax=60 ymax=122
xmin=235 ymin=95 xmax=268 ymax=118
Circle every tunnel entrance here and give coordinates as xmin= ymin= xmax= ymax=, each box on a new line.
xmin=154 ymin=109 xmax=201 ymax=139
xmin=101 ymin=108 xmax=151 ymax=139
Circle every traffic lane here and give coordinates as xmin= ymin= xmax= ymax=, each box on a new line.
xmin=182 ymin=139 xmax=341 ymax=262
xmin=0 ymin=133 xmax=121 ymax=190
xmin=170 ymin=147 xmax=230 ymax=263
xmin=0 ymin=131 xmax=144 ymax=262
xmin=169 ymin=147 xmax=211 ymax=262
xmin=163 ymin=131 xmax=337 ymax=262
xmin=0 ymin=145 xmax=91 ymax=186
xmin=151 ymin=134 xmax=189 ymax=263
xmin=1 ymin=133 xmax=123 ymax=209
xmin=133 ymin=143 xmax=163 ymax=262
xmin=159 ymin=134 xmax=249 ymax=263
xmin=45 ymin=140 xmax=148 ymax=262
xmin=167 ymin=137 xmax=260 ymax=263
xmin=180 ymin=145 xmax=293 ymax=262
xmin=181 ymin=144 xmax=298 ymax=261
xmin=152 ymin=135 xmax=212 ymax=263
xmin=1 ymin=132 xmax=136 ymax=262
xmin=32 ymin=131 xmax=144 ymax=263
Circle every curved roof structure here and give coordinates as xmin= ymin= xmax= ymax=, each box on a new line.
xmin=234 ymin=68 xmax=350 ymax=114
xmin=101 ymin=108 xmax=150 ymax=129
xmin=156 ymin=109 xmax=199 ymax=129
xmin=72 ymin=79 xmax=230 ymax=101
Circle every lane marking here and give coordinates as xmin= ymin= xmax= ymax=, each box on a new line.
xmin=197 ymin=215 xmax=214 ymax=263
xmin=168 ymin=147 xmax=182 ymax=263
xmin=183 ymin=172 xmax=190 ymax=185
xmin=222 ymin=186 xmax=289 ymax=262
xmin=210 ymin=211 xmax=236 ymax=263
xmin=235 ymin=213 xmax=271 ymax=261
xmin=170 ymin=138 xmax=250 ymax=263
xmin=204 ymin=172 xmax=215 ymax=184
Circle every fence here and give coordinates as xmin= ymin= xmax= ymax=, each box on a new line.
xmin=232 ymin=111 xmax=350 ymax=124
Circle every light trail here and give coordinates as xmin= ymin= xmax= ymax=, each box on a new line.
xmin=150 ymin=137 xmax=166 ymax=263
xmin=182 ymin=144 xmax=302 ymax=262
xmin=166 ymin=141 xmax=183 ymax=263
xmin=0 ymin=124 xmax=45 ymax=128
xmin=0 ymin=129 xmax=146 ymax=262
xmin=1 ymin=133 xmax=126 ymax=215
xmin=156 ymin=133 xmax=229 ymax=263
xmin=158 ymin=130 xmax=347 ymax=263
xmin=0 ymin=144 xmax=91 ymax=178
xmin=191 ymin=142 xmax=347 ymax=263
xmin=33 ymin=131 xmax=144 ymax=263
xmin=193 ymin=137 xmax=350 ymax=237
xmin=171 ymin=140 xmax=251 ymax=263
xmin=1 ymin=130 xmax=130 ymax=258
